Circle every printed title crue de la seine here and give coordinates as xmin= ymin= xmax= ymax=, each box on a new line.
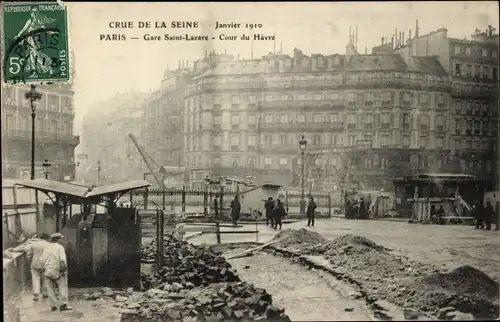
xmin=100 ymin=20 xmax=274 ymax=42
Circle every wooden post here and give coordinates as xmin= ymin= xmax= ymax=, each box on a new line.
xmin=162 ymin=188 xmax=166 ymax=210
xmin=214 ymin=197 xmax=221 ymax=244
xmin=181 ymin=185 xmax=186 ymax=213
xmin=203 ymin=187 xmax=208 ymax=216
xmin=62 ymin=200 xmax=68 ymax=228
xmin=144 ymin=187 xmax=149 ymax=210
xmin=55 ymin=195 xmax=60 ymax=232
xmin=156 ymin=209 xmax=164 ymax=266
xmin=328 ymin=194 xmax=332 ymax=218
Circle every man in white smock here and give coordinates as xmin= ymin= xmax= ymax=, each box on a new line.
xmin=40 ymin=232 xmax=71 ymax=311
xmin=5 ymin=233 xmax=50 ymax=301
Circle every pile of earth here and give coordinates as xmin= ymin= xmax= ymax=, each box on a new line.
xmin=387 ymin=265 xmax=499 ymax=319
xmin=271 ymin=228 xmax=330 ymax=254
xmin=323 ymin=234 xmax=499 ymax=319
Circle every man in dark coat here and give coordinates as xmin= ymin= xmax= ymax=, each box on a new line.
xmin=358 ymin=198 xmax=368 ymax=220
xmin=473 ymin=200 xmax=484 ymax=229
xmin=264 ymin=197 xmax=275 ymax=227
xmin=484 ymin=201 xmax=494 ymax=231
xmin=230 ymin=196 xmax=241 ymax=226
xmin=306 ymin=196 xmax=317 ymax=227
xmin=272 ymin=199 xmax=286 ymax=229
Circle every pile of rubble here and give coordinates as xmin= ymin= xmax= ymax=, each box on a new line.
xmin=115 ymin=234 xmax=291 ymax=321
xmin=140 ymin=236 xmax=240 ymax=289
xmin=390 ymin=265 xmax=500 ymax=319
xmin=272 ymin=228 xmax=330 ymax=254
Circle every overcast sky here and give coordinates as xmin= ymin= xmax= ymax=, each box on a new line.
xmin=68 ymin=1 xmax=499 ymax=133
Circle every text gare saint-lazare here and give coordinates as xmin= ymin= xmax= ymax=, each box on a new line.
xmin=100 ymin=20 xmax=273 ymax=41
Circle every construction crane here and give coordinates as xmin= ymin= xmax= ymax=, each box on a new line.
xmin=128 ymin=133 xmax=167 ymax=189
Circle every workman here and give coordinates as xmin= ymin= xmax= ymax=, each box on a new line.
xmin=230 ymin=195 xmax=241 ymax=226
xmin=40 ymin=232 xmax=71 ymax=312
xmin=6 ymin=233 xmax=50 ymax=301
xmin=484 ymin=201 xmax=494 ymax=231
xmin=264 ymin=197 xmax=275 ymax=227
xmin=306 ymin=196 xmax=317 ymax=226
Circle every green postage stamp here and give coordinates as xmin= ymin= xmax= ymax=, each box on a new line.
xmin=3 ymin=2 xmax=70 ymax=83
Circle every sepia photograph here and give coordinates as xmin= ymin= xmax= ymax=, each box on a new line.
xmin=1 ymin=1 xmax=499 ymax=321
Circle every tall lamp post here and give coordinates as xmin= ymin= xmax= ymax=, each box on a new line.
xmin=42 ymin=159 xmax=51 ymax=179
xmin=96 ymin=161 xmax=102 ymax=185
xmin=25 ymin=85 xmax=42 ymax=179
xmin=299 ymin=135 xmax=308 ymax=217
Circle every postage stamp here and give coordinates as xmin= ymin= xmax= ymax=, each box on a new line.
xmin=2 ymin=2 xmax=70 ymax=84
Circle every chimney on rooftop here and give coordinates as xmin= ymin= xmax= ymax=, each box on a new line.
xmin=381 ymin=37 xmax=384 ymax=45
xmin=415 ymin=20 xmax=419 ymax=38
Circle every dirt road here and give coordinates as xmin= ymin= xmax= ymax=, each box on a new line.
xmin=224 ymin=249 xmax=374 ymax=321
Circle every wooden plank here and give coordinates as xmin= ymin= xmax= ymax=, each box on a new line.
xmin=163 ymin=226 xmax=218 ymax=233
xmin=226 ymin=237 xmax=285 ymax=260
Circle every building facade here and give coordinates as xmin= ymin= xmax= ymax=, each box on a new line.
xmin=398 ymin=25 xmax=499 ymax=190
xmin=79 ymin=92 xmax=148 ymax=184
xmin=183 ymin=38 xmax=459 ymax=190
xmin=141 ymin=65 xmax=192 ymax=168
xmin=1 ymin=83 xmax=79 ymax=181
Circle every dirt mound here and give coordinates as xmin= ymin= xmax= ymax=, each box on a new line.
xmin=271 ymin=228 xmax=329 ymax=254
xmin=326 ymin=234 xmax=389 ymax=253
xmin=420 ymin=265 xmax=499 ymax=300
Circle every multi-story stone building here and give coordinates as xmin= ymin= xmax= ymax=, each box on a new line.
xmin=184 ymin=37 xmax=456 ymax=190
xmin=1 ymin=83 xmax=79 ymax=181
xmin=395 ymin=25 xmax=499 ymax=190
xmin=79 ymin=92 xmax=148 ymax=184
xmin=141 ymin=64 xmax=192 ymax=168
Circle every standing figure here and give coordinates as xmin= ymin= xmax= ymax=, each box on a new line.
xmin=430 ymin=204 xmax=437 ymax=224
xmin=272 ymin=199 xmax=286 ymax=230
xmin=358 ymin=198 xmax=368 ymax=220
xmin=6 ymin=233 xmax=50 ymax=301
xmin=473 ymin=200 xmax=485 ymax=229
xmin=264 ymin=197 xmax=275 ymax=227
xmin=436 ymin=205 xmax=445 ymax=225
xmin=485 ymin=201 xmax=494 ymax=231
xmin=230 ymin=195 xmax=241 ymax=226
xmin=40 ymin=233 xmax=71 ymax=312
xmin=306 ymin=196 xmax=317 ymax=227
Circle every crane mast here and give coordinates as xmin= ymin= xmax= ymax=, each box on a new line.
xmin=128 ymin=133 xmax=166 ymax=189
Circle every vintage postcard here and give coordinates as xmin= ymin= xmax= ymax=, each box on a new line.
xmin=2 ymin=2 xmax=499 ymax=322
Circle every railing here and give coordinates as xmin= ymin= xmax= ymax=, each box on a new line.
xmin=259 ymin=122 xmax=344 ymax=132
xmin=119 ymin=187 xmax=333 ymax=217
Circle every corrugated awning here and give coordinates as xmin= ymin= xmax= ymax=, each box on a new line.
xmin=85 ymin=180 xmax=150 ymax=198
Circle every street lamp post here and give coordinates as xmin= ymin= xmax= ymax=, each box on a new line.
xmin=299 ymin=135 xmax=308 ymax=217
xmin=96 ymin=161 xmax=102 ymax=185
xmin=25 ymin=85 xmax=42 ymax=180
xmin=42 ymin=159 xmax=51 ymax=179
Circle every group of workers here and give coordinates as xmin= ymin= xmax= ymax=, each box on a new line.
xmin=472 ymin=200 xmax=499 ymax=231
xmin=263 ymin=197 xmax=287 ymax=229
xmin=5 ymin=232 xmax=70 ymax=312
xmin=345 ymin=197 xmax=370 ymax=220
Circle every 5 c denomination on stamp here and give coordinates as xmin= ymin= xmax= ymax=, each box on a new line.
xmin=3 ymin=3 xmax=70 ymax=84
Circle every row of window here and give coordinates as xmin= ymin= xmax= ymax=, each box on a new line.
xmin=3 ymin=114 xmax=73 ymax=134
xmin=453 ymin=62 xmax=498 ymax=80
xmin=453 ymin=100 xmax=496 ymax=116
xmin=191 ymin=71 xmax=450 ymax=88
xmin=454 ymin=119 xmax=498 ymax=136
xmin=185 ymin=90 xmax=450 ymax=112
xmin=453 ymin=45 xmax=497 ymax=59
xmin=3 ymin=90 xmax=73 ymax=111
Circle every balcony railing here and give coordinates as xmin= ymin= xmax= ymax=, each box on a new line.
xmin=259 ymin=100 xmax=344 ymax=110
xmin=259 ymin=122 xmax=344 ymax=132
